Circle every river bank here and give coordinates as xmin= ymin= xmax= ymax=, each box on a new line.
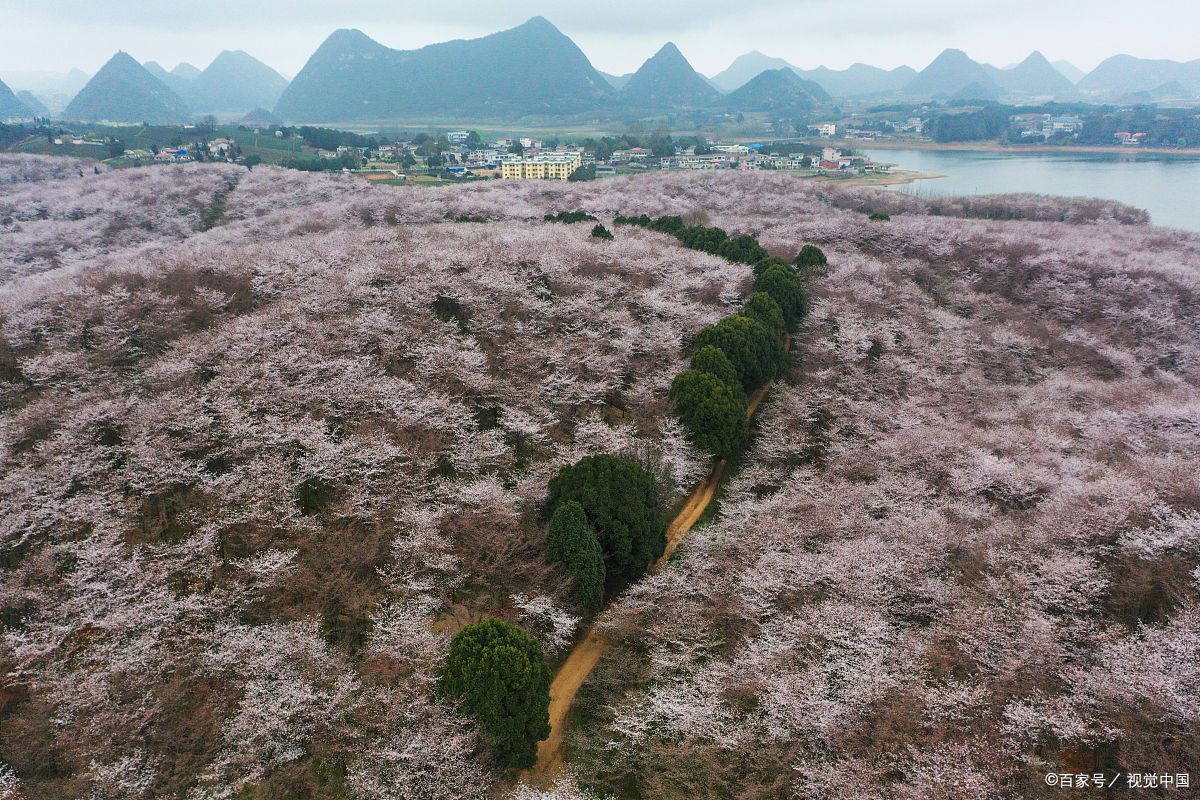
xmin=859 ymin=145 xmax=1200 ymax=232
xmin=823 ymin=138 xmax=1200 ymax=158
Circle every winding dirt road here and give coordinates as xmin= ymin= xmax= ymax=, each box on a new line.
xmin=526 ymin=359 xmax=782 ymax=786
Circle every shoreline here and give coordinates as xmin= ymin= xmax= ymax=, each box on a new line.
xmin=819 ymin=138 xmax=1200 ymax=158
xmin=810 ymin=169 xmax=945 ymax=187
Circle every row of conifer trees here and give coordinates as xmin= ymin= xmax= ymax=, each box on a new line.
xmin=440 ymin=215 xmax=826 ymax=770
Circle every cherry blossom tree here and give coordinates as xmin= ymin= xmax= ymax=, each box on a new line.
xmin=0 ymin=154 xmax=1195 ymax=798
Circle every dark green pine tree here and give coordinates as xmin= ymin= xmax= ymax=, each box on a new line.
xmin=675 ymin=224 xmax=728 ymax=254
xmin=590 ymin=223 xmax=614 ymax=240
xmin=794 ymin=244 xmax=828 ymax=269
xmin=547 ymin=500 xmax=606 ymax=609
xmin=753 ymin=265 xmax=808 ymax=330
xmin=690 ymin=345 xmax=743 ymax=397
xmin=694 ymin=314 xmax=787 ymax=391
xmin=753 ymin=256 xmax=792 ymax=277
xmin=715 ymin=233 xmax=769 ymax=265
xmin=669 ymin=370 xmax=747 ymax=459
xmin=439 ymin=618 xmax=551 ymax=770
xmin=742 ymin=291 xmax=786 ymax=340
xmin=545 ymin=454 xmax=666 ymax=583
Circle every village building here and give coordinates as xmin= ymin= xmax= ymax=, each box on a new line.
xmin=1113 ymin=131 xmax=1148 ymax=145
xmin=668 ymin=152 xmax=736 ymax=169
xmin=610 ymin=147 xmax=655 ymax=162
xmin=1043 ymin=116 xmax=1085 ymax=137
xmin=500 ymin=150 xmax=583 ymax=181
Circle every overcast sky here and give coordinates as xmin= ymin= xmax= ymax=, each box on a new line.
xmin=2 ymin=0 xmax=1196 ymax=79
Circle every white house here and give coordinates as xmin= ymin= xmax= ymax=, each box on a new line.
xmin=610 ymin=147 xmax=655 ymax=162
xmin=1044 ymin=116 xmax=1084 ymax=136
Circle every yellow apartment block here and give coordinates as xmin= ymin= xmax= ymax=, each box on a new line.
xmin=500 ymin=152 xmax=583 ymax=181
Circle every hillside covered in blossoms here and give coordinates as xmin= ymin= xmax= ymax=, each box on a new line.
xmin=0 ymin=156 xmax=1197 ymax=799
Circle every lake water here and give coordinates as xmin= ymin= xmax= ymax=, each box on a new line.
xmin=862 ymin=148 xmax=1200 ymax=232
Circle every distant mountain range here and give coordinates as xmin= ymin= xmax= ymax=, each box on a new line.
xmin=1053 ymin=60 xmax=1085 ymax=83
xmin=711 ymin=52 xmax=915 ymax=97
xmin=172 ymin=63 xmax=202 ymax=80
xmin=1077 ymin=54 xmax=1200 ymax=98
xmin=905 ymin=49 xmax=1001 ymax=98
xmin=146 ymin=51 xmax=288 ymax=114
xmin=6 ymin=18 xmax=1199 ymax=127
xmin=709 ymin=48 xmax=1090 ymax=102
xmin=620 ymin=43 xmax=719 ymax=109
xmin=0 ymin=69 xmax=89 ymax=115
xmin=276 ymin=17 xmax=613 ymax=122
xmin=64 ymin=52 xmax=191 ymax=124
xmin=898 ymin=48 xmax=1078 ymax=100
xmin=16 ymin=90 xmax=49 ymax=115
xmin=797 ymin=64 xmax=918 ymax=98
xmin=986 ymin=51 xmax=1078 ymax=98
xmin=0 ymin=78 xmax=36 ymax=120
xmin=710 ymin=51 xmax=793 ymax=92
xmin=899 ymin=49 xmax=1197 ymax=102
xmin=1116 ymin=81 xmax=1195 ymax=105
xmin=0 ymin=69 xmax=89 ymax=98
xmin=57 ymin=48 xmax=287 ymax=124
xmin=950 ymin=81 xmax=999 ymax=103
xmin=715 ymin=68 xmax=828 ymax=113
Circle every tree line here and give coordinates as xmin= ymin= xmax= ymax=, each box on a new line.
xmin=438 ymin=213 xmax=826 ymax=770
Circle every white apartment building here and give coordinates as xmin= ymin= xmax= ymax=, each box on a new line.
xmin=500 ymin=151 xmax=583 ymax=181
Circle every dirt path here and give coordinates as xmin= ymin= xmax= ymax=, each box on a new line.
xmin=525 ymin=352 xmax=783 ymax=787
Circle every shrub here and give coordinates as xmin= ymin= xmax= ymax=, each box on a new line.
xmin=544 ymin=210 xmax=597 ymax=224
xmin=868 ymin=212 xmax=891 ymax=221
xmin=742 ymin=292 xmax=785 ymax=339
xmin=590 ymin=223 xmax=614 ymax=241
xmin=439 ymin=618 xmax=551 ymax=769
xmin=716 ymin=234 xmax=768 ymax=265
xmin=613 ymin=214 xmax=685 ymax=234
xmin=546 ymin=501 xmax=606 ymax=609
xmin=694 ymin=315 xmax=787 ymax=392
xmin=753 ymin=265 xmax=808 ymax=330
xmin=649 ymin=215 xmax=686 ymax=235
xmin=690 ymin=345 xmax=742 ymax=395
xmin=669 ymin=370 xmax=747 ymax=459
xmin=611 ymin=216 xmax=759 ymax=261
xmin=794 ymin=244 xmax=828 ymax=269
xmin=676 ymin=225 xmax=728 ymax=254
xmin=545 ymin=455 xmax=666 ymax=583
